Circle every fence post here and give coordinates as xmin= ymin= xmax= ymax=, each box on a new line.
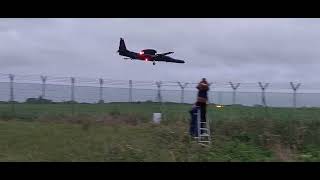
xmin=71 ymin=77 xmax=75 ymax=115
xmin=156 ymin=81 xmax=162 ymax=103
xmin=290 ymin=82 xmax=301 ymax=108
xmin=207 ymin=82 xmax=213 ymax=104
xmin=229 ymin=82 xmax=240 ymax=105
xmin=178 ymin=82 xmax=188 ymax=104
xmin=258 ymin=82 xmax=269 ymax=107
xmin=40 ymin=75 xmax=47 ymax=99
xmin=99 ymin=78 xmax=104 ymax=104
xmin=218 ymin=91 xmax=222 ymax=105
xmin=9 ymin=74 xmax=15 ymax=115
xmin=129 ymin=80 xmax=132 ymax=103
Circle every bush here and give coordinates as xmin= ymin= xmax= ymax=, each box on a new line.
xmin=110 ymin=108 xmax=121 ymax=117
xmin=25 ymin=97 xmax=52 ymax=104
xmin=0 ymin=112 xmax=15 ymax=120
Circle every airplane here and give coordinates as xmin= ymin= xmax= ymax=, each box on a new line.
xmin=117 ymin=38 xmax=185 ymax=65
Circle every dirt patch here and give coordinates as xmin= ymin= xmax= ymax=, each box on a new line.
xmin=95 ymin=114 xmax=144 ymax=126
xmin=270 ymin=143 xmax=294 ymax=162
xmin=262 ymin=133 xmax=295 ymax=161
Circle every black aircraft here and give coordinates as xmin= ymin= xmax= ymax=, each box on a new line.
xmin=117 ymin=38 xmax=185 ymax=65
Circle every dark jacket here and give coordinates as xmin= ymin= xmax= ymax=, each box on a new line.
xmin=196 ymin=82 xmax=209 ymax=103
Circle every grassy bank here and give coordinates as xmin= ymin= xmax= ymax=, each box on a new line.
xmin=0 ymin=103 xmax=319 ymax=161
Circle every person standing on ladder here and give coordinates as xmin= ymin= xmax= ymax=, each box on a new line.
xmin=196 ymin=78 xmax=209 ymax=133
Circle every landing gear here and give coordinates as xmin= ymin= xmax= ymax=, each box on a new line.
xmin=153 ymin=61 xmax=156 ymax=65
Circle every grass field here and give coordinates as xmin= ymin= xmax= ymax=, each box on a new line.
xmin=0 ymin=102 xmax=320 ymax=161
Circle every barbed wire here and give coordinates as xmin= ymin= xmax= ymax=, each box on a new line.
xmin=2 ymin=73 xmax=320 ymax=92
xmin=1 ymin=87 xmax=320 ymax=107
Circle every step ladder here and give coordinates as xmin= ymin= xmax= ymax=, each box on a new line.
xmin=196 ymin=108 xmax=211 ymax=146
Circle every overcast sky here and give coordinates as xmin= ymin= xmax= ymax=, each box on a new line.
xmin=1 ymin=18 xmax=320 ymax=83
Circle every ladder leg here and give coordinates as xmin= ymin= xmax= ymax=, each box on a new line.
xmin=197 ymin=108 xmax=201 ymax=140
xmin=198 ymin=105 xmax=211 ymax=145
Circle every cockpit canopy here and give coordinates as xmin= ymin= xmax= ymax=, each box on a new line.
xmin=141 ymin=49 xmax=157 ymax=55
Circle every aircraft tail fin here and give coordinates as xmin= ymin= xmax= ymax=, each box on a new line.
xmin=119 ymin=38 xmax=127 ymax=51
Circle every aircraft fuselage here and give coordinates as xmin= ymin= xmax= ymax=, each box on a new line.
xmin=118 ymin=38 xmax=185 ymax=65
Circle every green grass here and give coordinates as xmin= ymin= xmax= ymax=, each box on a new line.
xmin=0 ymin=102 xmax=320 ymax=161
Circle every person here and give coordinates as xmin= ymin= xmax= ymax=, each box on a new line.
xmin=189 ymin=104 xmax=199 ymax=138
xmin=196 ymin=78 xmax=209 ymax=132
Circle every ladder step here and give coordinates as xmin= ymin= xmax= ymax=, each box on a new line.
xmin=199 ymin=144 xmax=210 ymax=147
xmin=196 ymin=113 xmax=211 ymax=146
xmin=199 ymin=140 xmax=210 ymax=142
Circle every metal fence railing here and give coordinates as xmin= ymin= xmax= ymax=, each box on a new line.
xmin=1 ymin=73 xmax=320 ymax=108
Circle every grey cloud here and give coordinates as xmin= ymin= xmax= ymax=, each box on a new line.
xmin=0 ymin=18 xmax=320 ymax=84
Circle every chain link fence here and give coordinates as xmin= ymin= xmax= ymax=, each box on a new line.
xmin=1 ymin=73 xmax=320 ymax=119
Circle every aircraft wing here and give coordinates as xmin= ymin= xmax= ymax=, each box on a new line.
xmin=157 ymin=52 xmax=174 ymax=56
xmin=166 ymin=58 xmax=185 ymax=63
